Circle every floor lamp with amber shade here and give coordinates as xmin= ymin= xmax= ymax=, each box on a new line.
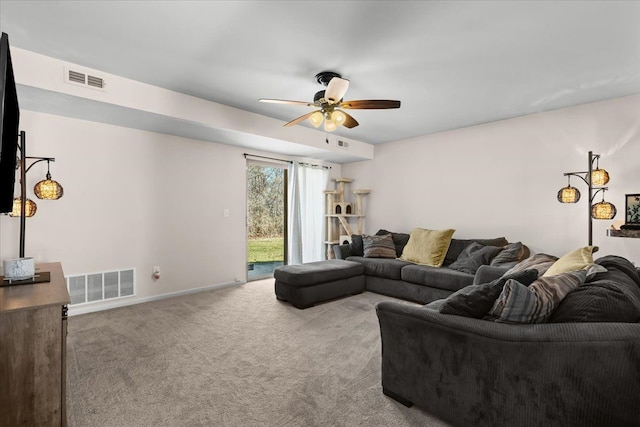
xmin=557 ymin=151 xmax=616 ymax=246
xmin=9 ymin=131 xmax=64 ymax=257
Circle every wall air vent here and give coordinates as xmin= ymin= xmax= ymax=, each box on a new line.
xmin=64 ymin=66 xmax=106 ymax=91
xmin=87 ymin=75 xmax=105 ymax=89
xmin=337 ymin=140 xmax=349 ymax=149
xmin=66 ymin=268 xmax=135 ymax=305
xmin=68 ymin=70 xmax=86 ymax=84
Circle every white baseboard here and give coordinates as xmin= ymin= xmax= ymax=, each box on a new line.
xmin=68 ymin=280 xmax=246 ymax=316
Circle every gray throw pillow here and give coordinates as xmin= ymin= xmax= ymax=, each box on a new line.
xmin=549 ymin=255 xmax=640 ymax=323
xmin=444 ymin=237 xmax=509 ymax=265
xmin=349 ymin=235 xmax=364 ymax=257
xmin=448 ymin=242 xmax=503 ymax=275
xmin=491 ymin=242 xmax=526 ymax=266
xmin=439 ymin=269 xmax=538 ymax=318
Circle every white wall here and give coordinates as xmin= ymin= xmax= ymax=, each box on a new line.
xmin=0 ymin=110 xmax=341 ymax=312
xmin=342 ymin=94 xmax=640 ymax=263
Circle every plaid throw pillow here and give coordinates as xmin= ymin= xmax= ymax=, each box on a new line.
xmin=485 ymin=268 xmax=598 ymax=323
xmin=363 ymin=234 xmax=397 ymax=258
xmin=503 ymin=253 xmax=559 ymax=277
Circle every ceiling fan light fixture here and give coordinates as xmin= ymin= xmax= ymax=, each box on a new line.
xmin=261 ymin=71 xmax=401 ymax=132
xmin=309 ymin=111 xmax=323 ymax=127
xmin=325 ymin=77 xmax=350 ymax=104
xmin=324 ymin=118 xmax=337 ymax=132
xmin=331 ymin=110 xmax=347 ymax=127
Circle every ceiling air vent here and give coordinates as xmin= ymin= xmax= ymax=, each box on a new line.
xmin=64 ymin=66 xmax=106 ymax=91
xmin=87 ymin=75 xmax=105 ymax=89
xmin=68 ymin=70 xmax=86 ymax=84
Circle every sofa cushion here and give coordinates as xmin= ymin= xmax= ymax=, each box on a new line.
xmin=376 ymin=229 xmax=411 ymax=257
xmin=504 ymin=253 xmax=559 ymax=277
xmin=346 ymin=256 xmax=412 ymax=280
xmin=401 ymin=264 xmax=474 ymax=292
xmin=490 ymin=242 xmax=528 ymax=266
xmin=399 ymin=228 xmax=456 ymax=267
xmin=363 ymin=234 xmax=396 ymax=258
xmin=443 ymin=237 xmax=509 ymax=266
xmin=485 ymin=269 xmax=590 ymax=323
xmin=543 ymin=246 xmax=598 ymax=277
xmin=448 ymin=242 xmax=502 ymax=275
xmin=439 ymin=269 xmax=538 ymax=318
xmin=549 ymin=255 xmax=640 ymax=323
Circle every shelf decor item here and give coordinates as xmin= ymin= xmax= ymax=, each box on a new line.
xmin=557 ymin=151 xmax=616 ymax=245
xmin=3 ymin=257 xmax=35 ymax=281
xmin=620 ymin=194 xmax=640 ymax=230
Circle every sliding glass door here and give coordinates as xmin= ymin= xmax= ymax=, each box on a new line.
xmin=246 ymin=161 xmax=287 ymax=280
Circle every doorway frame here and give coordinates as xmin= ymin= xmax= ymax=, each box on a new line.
xmin=245 ymin=158 xmax=288 ymax=281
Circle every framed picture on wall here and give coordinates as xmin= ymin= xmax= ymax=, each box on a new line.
xmin=625 ymin=194 xmax=640 ymax=225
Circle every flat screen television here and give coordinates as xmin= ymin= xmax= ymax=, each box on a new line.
xmin=0 ymin=32 xmax=20 ymax=214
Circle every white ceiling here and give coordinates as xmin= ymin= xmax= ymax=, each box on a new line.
xmin=1 ymin=0 xmax=639 ymax=146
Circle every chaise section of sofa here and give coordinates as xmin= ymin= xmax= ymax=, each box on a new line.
xmin=376 ymin=301 xmax=640 ymax=427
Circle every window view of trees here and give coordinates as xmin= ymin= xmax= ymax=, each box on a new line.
xmin=247 ymin=165 xmax=285 ymax=265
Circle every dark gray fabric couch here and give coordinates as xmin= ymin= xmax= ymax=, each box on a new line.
xmin=376 ymin=255 xmax=640 ymax=427
xmin=334 ymin=231 xmax=517 ymax=304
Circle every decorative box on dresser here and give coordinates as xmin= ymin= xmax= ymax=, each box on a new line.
xmin=0 ymin=262 xmax=69 ymax=427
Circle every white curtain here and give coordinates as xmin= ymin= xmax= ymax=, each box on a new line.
xmin=288 ymin=163 xmax=329 ymax=264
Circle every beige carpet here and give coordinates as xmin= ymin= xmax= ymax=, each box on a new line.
xmin=66 ymin=279 xmax=451 ymax=427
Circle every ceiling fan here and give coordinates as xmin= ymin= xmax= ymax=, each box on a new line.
xmin=259 ymin=71 xmax=401 ymax=132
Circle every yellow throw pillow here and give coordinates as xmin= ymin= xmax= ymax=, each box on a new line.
xmin=542 ymin=246 xmax=599 ymax=277
xmin=399 ymin=228 xmax=456 ymax=267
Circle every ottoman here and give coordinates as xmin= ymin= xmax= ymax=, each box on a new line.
xmin=274 ymin=259 xmax=365 ymax=309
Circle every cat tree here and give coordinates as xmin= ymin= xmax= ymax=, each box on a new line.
xmin=324 ymin=178 xmax=370 ymax=259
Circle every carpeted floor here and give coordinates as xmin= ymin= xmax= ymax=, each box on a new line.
xmin=66 ymin=279 xmax=451 ymax=427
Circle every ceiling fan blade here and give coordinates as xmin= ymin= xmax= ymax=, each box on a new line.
xmin=340 ymin=99 xmax=401 ymax=109
xmin=283 ymin=111 xmax=318 ymax=127
xmin=259 ymin=98 xmax=315 ymax=107
xmin=342 ymin=111 xmax=359 ymax=129
xmin=325 ymin=77 xmax=350 ymax=104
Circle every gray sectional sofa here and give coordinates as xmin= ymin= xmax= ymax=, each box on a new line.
xmin=333 ymin=230 xmax=523 ymax=304
xmin=278 ymin=229 xmax=640 ymax=425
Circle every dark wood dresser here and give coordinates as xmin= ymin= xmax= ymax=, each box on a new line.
xmin=0 ymin=262 xmax=70 ymax=427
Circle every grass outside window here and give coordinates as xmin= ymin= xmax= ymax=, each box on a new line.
xmin=248 ymin=237 xmax=284 ymax=263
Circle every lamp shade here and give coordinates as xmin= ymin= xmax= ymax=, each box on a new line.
xmin=591 ymin=201 xmax=616 ymax=220
xmin=331 ymin=110 xmax=347 ymax=127
xmin=557 ymin=186 xmax=580 ymax=203
xmin=591 ymin=168 xmax=610 ymax=186
xmin=9 ymin=198 xmax=37 ymax=217
xmin=34 ymin=174 xmax=64 ymax=200
xmin=324 ymin=118 xmax=337 ymax=132
xmin=308 ymin=111 xmax=323 ymax=128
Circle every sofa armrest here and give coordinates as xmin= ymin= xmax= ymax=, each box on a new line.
xmin=473 ymin=264 xmax=513 ymax=285
xmin=333 ymin=244 xmax=351 ymax=260
xmin=376 ymin=301 xmax=640 ymax=427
